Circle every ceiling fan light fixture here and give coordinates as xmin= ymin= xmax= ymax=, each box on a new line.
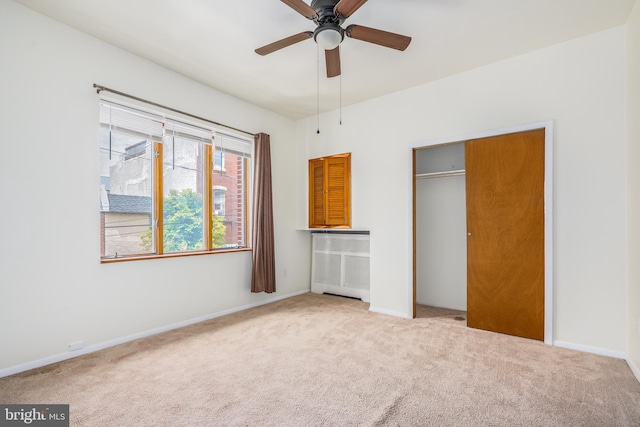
xmin=314 ymin=25 xmax=344 ymax=50
xmin=255 ymin=0 xmax=412 ymax=78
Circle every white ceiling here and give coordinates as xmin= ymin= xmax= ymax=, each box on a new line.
xmin=13 ymin=0 xmax=636 ymax=119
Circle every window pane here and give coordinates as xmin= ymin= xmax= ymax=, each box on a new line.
xmin=99 ymin=129 xmax=154 ymax=258
xmin=214 ymin=151 xmax=224 ymax=169
xmin=214 ymin=190 xmax=225 ymax=216
xmin=212 ymin=151 xmax=248 ymax=249
xmin=162 ymin=136 xmax=205 ymax=253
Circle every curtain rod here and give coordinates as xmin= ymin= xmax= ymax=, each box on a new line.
xmin=93 ymin=83 xmax=255 ymax=137
xmin=415 ymin=170 xmax=466 ymax=180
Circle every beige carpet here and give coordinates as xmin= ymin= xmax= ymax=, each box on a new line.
xmin=1 ymin=293 xmax=639 ymax=426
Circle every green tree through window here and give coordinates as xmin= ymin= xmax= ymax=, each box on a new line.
xmin=141 ymin=189 xmax=226 ymax=252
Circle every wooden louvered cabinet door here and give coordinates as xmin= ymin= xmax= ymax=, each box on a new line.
xmin=309 ymin=158 xmax=326 ymax=227
xmin=308 ymin=153 xmax=351 ymax=228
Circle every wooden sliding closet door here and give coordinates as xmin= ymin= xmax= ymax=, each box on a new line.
xmin=466 ymin=129 xmax=545 ymax=341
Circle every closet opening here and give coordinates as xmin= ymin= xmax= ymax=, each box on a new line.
xmin=410 ymin=122 xmax=554 ymax=344
xmin=413 ymin=142 xmax=468 ymax=321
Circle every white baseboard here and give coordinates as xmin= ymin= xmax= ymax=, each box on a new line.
xmin=312 ymin=286 xmax=370 ymax=303
xmin=627 ymin=357 xmax=640 ymax=384
xmin=553 ymin=340 xmax=627 ymax=360
xmin=0 ymin=289 xmax=309 ymax=379
xmin=369 ymin=306 xmax=412 ymax=319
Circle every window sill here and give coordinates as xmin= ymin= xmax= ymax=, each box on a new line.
xmin=100 ymin=247 xmax=251 ymax=264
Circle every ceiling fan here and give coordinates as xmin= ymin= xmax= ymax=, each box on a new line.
xmin=255 ymin=0 xmax=412 ymax=78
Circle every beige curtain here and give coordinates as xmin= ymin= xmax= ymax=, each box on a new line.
xmin=251 ymin=133 xmax=276 ymax=293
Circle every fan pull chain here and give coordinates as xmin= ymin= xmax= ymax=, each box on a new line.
xmin=317 ymin=44 xmax=320 ymax=134
xmin=340 ymin=73 xmax=342 ymax=125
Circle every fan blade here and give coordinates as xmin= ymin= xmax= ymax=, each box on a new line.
xmin=334 ymin=0 xmax=368 ymax=19
xmin=255 ymin=32 xmax=313 ymax=55
xmin=346 ymin=24 xmax=411 ymax=51
xmin=281 ymin=0 xmax=318 ymax=19
xmin=325 ymin=47 xmax=341 ymax=78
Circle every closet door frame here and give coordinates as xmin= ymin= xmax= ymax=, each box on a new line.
xmin=409 ymin=120 xmax=554 ymax=345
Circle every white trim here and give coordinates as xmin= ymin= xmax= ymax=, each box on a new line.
xmin=554 ymin=340 xmax=627 ymax=360
xmin=369 ymin=306 xmax=413 ymax=319
xmin=627 ymin=357 xmax=640 ymax=383
xmin=408 ymin=120 xmax=554 ymax=344
xmin=0 ymin=290 xmax=309 ymax=379
xmin=543 ymin=124 xmax=554 ymax=345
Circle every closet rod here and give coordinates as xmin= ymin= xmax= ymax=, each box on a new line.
xmin=415 ymin=170 xmax=466 ymax=180
xmin=93 ymin=83 xmax=255 ymax=137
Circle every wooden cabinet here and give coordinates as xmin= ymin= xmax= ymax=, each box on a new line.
xmin=308 ymin=153 xmax=351 ymax=228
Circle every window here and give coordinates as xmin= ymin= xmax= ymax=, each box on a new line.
xmin=124 ymin=140 xmax=147 ymax=160
xmin=214 ymin=151 xmax=224 ymax=169
xmin=99 ymin=100 xmax=252 ymax=260
xmin=213 ymin=188 xmax=226 ymax=217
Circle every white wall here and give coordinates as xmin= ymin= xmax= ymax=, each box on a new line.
xmin=297 ymin=27 xmax=628 ymax=353
xmin=626 ymin=0 xmax=640 ymax=378
xmin=0 ymin=0 xmax=310 ymax=374
xmin=415 ymin=175 xmax=467 ymax=311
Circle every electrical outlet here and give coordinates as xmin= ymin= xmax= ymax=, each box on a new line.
xmin=68 ymin=341 xmax=85 ymax=352
xmin=637 ymin=318 xmax=640 ymax=337
xmin=283 ymin=268 xmax=288 ymax=278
